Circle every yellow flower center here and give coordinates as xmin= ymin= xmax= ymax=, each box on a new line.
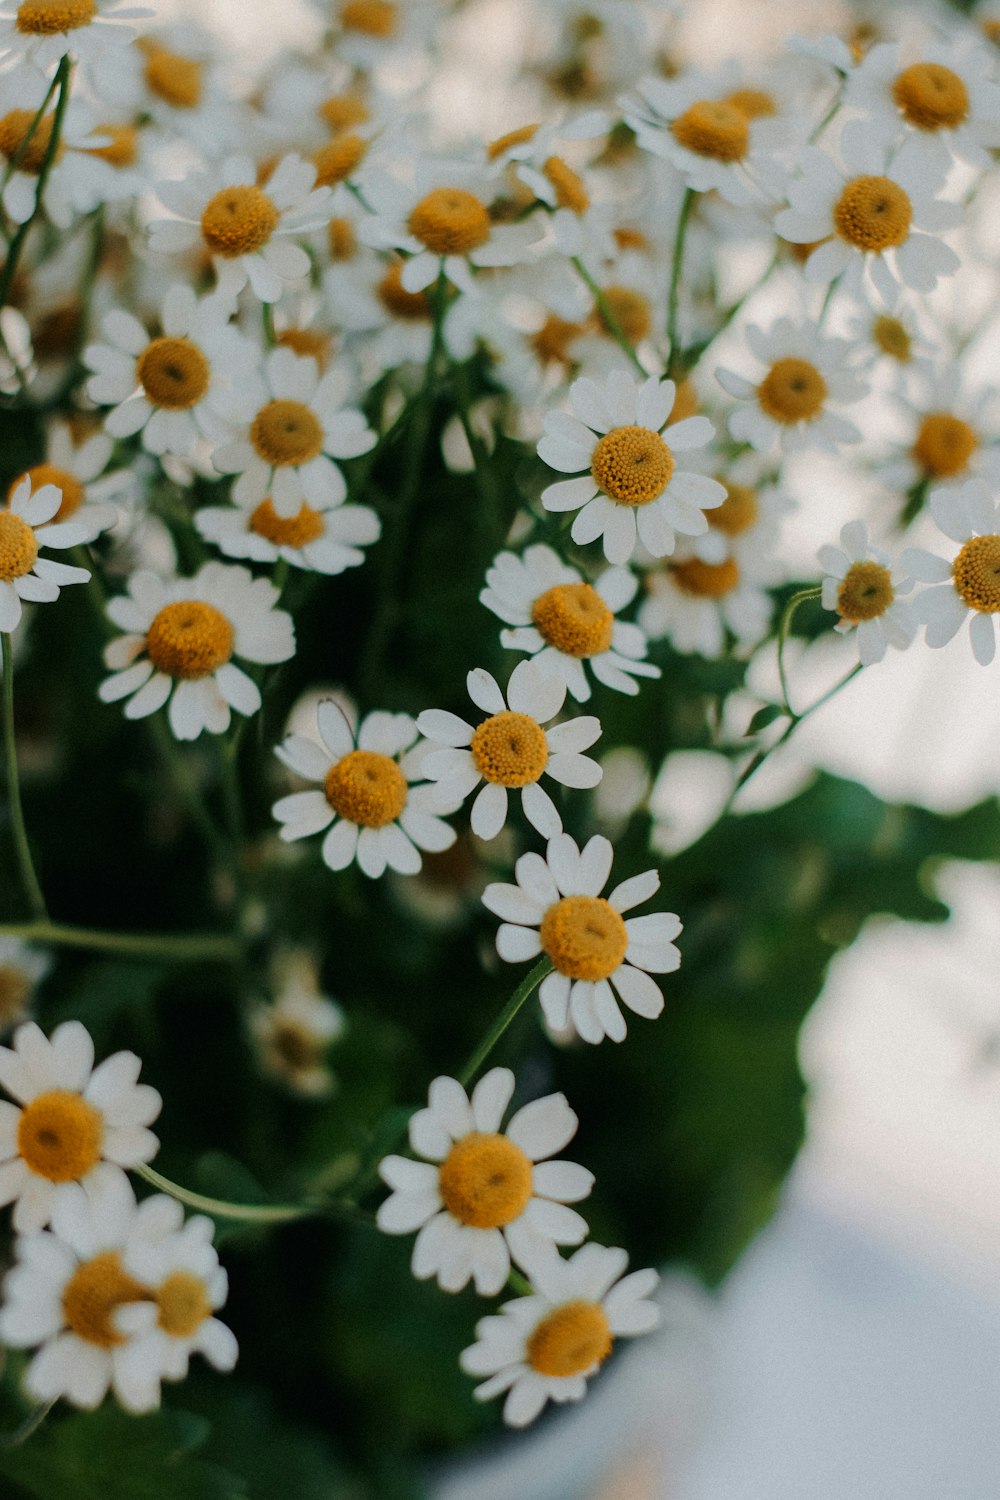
xmin=613 ymin=226 xmax=649 ymax=252
xmin=156 ymin=1270 xmax=211 ymax=1339
xmin=0 ymin=510 xmax=39 ymax=582
xmin=470 ymin=711 xmax=548 ymax=787
xmin=267 ymin=1018 xmax=324 ymax=1073
xmin=667 ymin=378 xmax=699 ymax=426
xmin=136 ymin=336 xmax=211 ymax=411
xmin=757 ymin=357 xmax=827 ymax=424
xmin=487 ymin=122 xmax=539 ymax=159
xmin=17 ymin=1089 xmax=103 ymax=1182
xmin=201 ymin=184 xmax=280 ymax=258
xmin=276 ymin=326 xmax=333 ymax=369
xmin=527 ymin=1299 xmax=613 ymax=1378
xmin=952 ymin=534 xmax=1000 ymax=613
xmin=849 ymin=22 xmax=880 ymax=63
xmin=407 ymin=188 xmax=491 ymax=256
xmin=833 ymin=175 xmax=912 ymax=251
xmin=983 ymin=20 xmax=1000 ymax=47
xmin=597 ymin=286 xmax=651 ymax=345
xmin=250 ymin=497 xmax=325 ymax=548
xmin=871 ymin=314 xmax=911 ymax=362
xmin=313 ymin=132 xmax=367 ymax=187
xmin=15 ymin=0 xmax=94 ymax=34
xmin=724 ymin=87 xmax=777 ymax=120
xmin=377 ymin=262 xmax=431 ymax=320
xmin=86 ymin=123 xmax=139 ymax=168
xmin=251 ymin=400 xmax=324 ymax=468
xmin=145 ymin=600 xmax=234 ymax=680
xmin=891 ymin=62 xmax=969 ymax=131
xmin=318 ymin=94 xmax=369 ymax=132
xmin=12 ymin=463 xmax=85 ymax=522
xmin=438 ymin=1132 xmax=533 ymax=1229
xmin=142 ymin=45 xmax=203 ymax=110
xmin=591 ymin=426 xmax=674 ymax=507
xmin=913 ymin=412 xmax=977 ymax=478
xmin=837 ymin=560 xmax=894 ymax=622
xmin=0 ymin=109 xmax=62 ymax=173
xmin=339 ymin=0 xmax=398 ymax=36
xmin=324 ymin=748 xmax=408 ymax=827
xmin=62 ymin=1251 xmax=150 ymax=1349
xmin=543 ymin=156 xmax=590 ymax=214
xmin=0 ymin=964 xmax=30 ymax=1026
xmin=530 ymin=313 xmax=584 ymax=368
xmin=531 ymin=582 xmax=614 ymax=657
xmin=671 ymin=100 xmax=749 ymax=163
xmin=539 ymin=895 xmax=628 ymax=981
xmin=671 ymin=556 xmax=740 ymax=598
xmin=328 ymin=217 xmax=358 ymax=261
xmin=708 ymin=482 xmax=758 ymax=536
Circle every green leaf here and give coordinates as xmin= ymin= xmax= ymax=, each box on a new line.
xmin=744 ymin=703 xmax=785 ymax=736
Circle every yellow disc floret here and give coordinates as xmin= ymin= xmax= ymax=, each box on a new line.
xmin=276 ymin=327 xmax=332 ymax=368
xmin=62 ymin=1252 xmax=150 ymax=1349
xmin=86 ymin=123 xmax=139 ymax=168
xmin=527 ymin=1299 xmax=613 ymax=1377
xmin=671 ymin=100 xmax=749 ymax=162
xmin=136 ymin=337 xmax=211 ymax=410
xmin=156 ymin=1270 xmax=211 ymax=1339
xmin=530 ymin=313 xmax=584 ymax=368
xmin=539 ymin=895 xmax=628 ymax=981
xmin=952 ymin=534 xmax=1000 ymax=614
xmin=250 ymin=498 xmax=325 ymax=548
xmin=251 ymin=400 xmax=324 ymax=468
xmin=201 ymin=184 xmax=280 ymax=258
xmin=487 ymin=122 xmax=539 ymax=160
xmin=757 ymin=357 xmax=827 ymax=424
xmin=378 ymin=262 xmax=431 ymax=320
xmin=339 ymin=0 xmax=398 ymax=37
xmin=328 ymin=217 xmax=358 ymax=261
xmin=471 ymin=711 xmax=548 ymax=787
xmin=532 ymin=582 xmax=614 ymax=657
xmin=671 ymin=556 xmax=740 ymax=598
xmin=13 ymin=463 xmax=84 ymax=522
xmin=313 ymin=133 xmax=367 ymax=187
xmin=0 ymin=964 xmax=30 ymax=1026
xmin=0 ymin=109 xmax=61 ymax=173
xmin=591 ymin=426 xmax=674 ymax=507
xmin=871 ymin=314 xmax=911 ymax=363
xmin=543 ymin=156 xmax=590 ymax=214
xmin=725 ymin=87 xmax=777 ymax=120
xmin=438 ymin=1132 xmax=533 ymax=1229
xmin=836 ymin=561 xmax=894 ymax=622
xmin=597 ymin=286 xmax=652 ymax=345
xmin=708 ymin=482 xmax=758 ymax=536
xmin=407 ymin=188 xmax=491 ymax=255
xmin=891 ymin=62 xmax=968 ymax=131
xmin=142 ymin=46 xmax=203 ymax=110
xmin=913 ymin=412 xmax=977 ymax=478
xmin=15 ymin=0 xmax=94 ymax=34
xmin=17 ymin=1089 xmax=103 ymax=1182
xmin=833 ymin=175 xmax=912 ymax=251
xmin=318 ymin=94 xmax=369 ymax=132
xmin=324 ymin=749 xmax=408 ymax=827
xmin=145 ymin=600 xmax=234 ymax=680
xmin=0 ymin=510 xmax=39 ymax=582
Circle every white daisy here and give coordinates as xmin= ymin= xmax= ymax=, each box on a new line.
xmin=416 ymin=662 xmax=602 ymax=843
xmin=877 ymin=367 xmax=1000 ymax=496
xmin=819 ymin=519 xmax=917 ymax=666
xmin=903 ymin=479 xmax=1000 ymax=666
xmin=377 ymin=1067 xmax=593 ymax=1296
xmin=480 ymin=544 xmax=660 ymax=703
xmin=83 ymin=287 xmax=259 ymax=458
xmin=715 ymin=318 xmax=867 ymax=455
xmin=272 ymin=700 xmax=458 ymax=879
xmin=211 ymin=346 xmax=376 ymax=519
xmin=638 ymin=550 xmax=773 ymax=659
xmin=8 ymin=421 xmax=127 ymax=545
xmin=0 ymin=0 xmax=150 ymax=70
xmin=90 ymin=29 xmax=247 ymax=159
xmin=318 ymin=0 xmax=440 ymax=74
xmin=483 ymin=833 xmax=682 ymax=1046
xmin=149 ymin=153 xmax=333 ymax=305
xmin=98 ymin=562 xmax=295 ymax=741
xmin=460 ymin=1242 xmax=660 ymax=1427
xmin=194 ymin=482 xmax=380 ymax=577
xmin=686 ymin=457 xmax=794 ymax=569
xmin=0 ymin=936 xmax=50 ymax=1032
xmin=0 ymin=476 xmax=90 ymax=634
xmin=0 ymin=1020 xmax=160 ymax=1233
xmin=250 ymin=950 xmax=345 ymax=1098
xmin=537 ymin=371 xmax=724 ymax=567
xmin=0 ymin=68 xmax=118 ymax=227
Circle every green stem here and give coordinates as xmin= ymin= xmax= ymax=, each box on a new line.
xmin=666 ymin=187 xmax=695 ymax=370
xmin=147 ymin=715 xmax=231 ymax=872
xmin=1 ymin=634 xmax=47 ymax=921
xmin=0 ymin=1399 xmax=56 ymax=1448
xmin=136 ymin=1163 xmax=308 ymax=1224
xmin=777 ymin=587 xmax=822 ymax=716
xmin=570 ymin=255 xmax=647 ymax=375
xmin=458 ymin=957 xmax=554 ymax=1088
xmin=0 ymin=920 xmax=238 ymax=962
xmin=0 ymin=56 xmax=72 ymax=318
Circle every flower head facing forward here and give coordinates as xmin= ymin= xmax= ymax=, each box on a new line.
xmin=0 ymin=475 xmax=91 ymax=632
xmin=819 ymin=519 xmax=916 ymax=666
xmin=903 ymin=480 xmax=1000 ymax=666
xmin=483 ymin=833 xmax=682 ymax=1045
xmin=8 ymin=421 xmax=125 ymax=546
xmin=377 ymin=1067 xmax=593 ymax=1295
xmin=417 ymin=661 xmax=603 ymax=842
xmin=0 ymin=1021 xmax=160 ymax=1233
xmin=538 ymin=371 xmax=724 ymax=566
xmin=0 ymin=0 xmax=150 ymax=68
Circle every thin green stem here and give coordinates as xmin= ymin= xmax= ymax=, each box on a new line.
xmin=1 ymin=634 xmax=47 ymax=921
xmin=666 ymin=187 xmax=695 ymax=370
xmin=0 ymin=920 xmax=238 ymax=962
xmin=570 ymin=255 xmax=647 ymax=375
xmin=777 ymin=587 xmax=822 ymax=715
xmin=0 ymin=56 xmax=72 ymax=318
xmin=0 ymin=1399 xmax=56 ymax=1448
xmin=136 ymin=1163 xmax=309 ymax=1224
xmin=458 ymin=957 xmax=554 ymax=1088
xmin=262 ymin=302 xmax=276 ymax=347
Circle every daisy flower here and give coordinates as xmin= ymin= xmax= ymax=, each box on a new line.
xmin=377 ymin=1067 xmax=593 ymax=1296
xmin=194 ymin=482 xmax=380 ymax=577
xmin=483 ymin=833 xmax=682 ymax=1045
xmin=0 ymin=1021 xmax=160 ymax=1233
xmin=416 ymin=662 xmax=602 ymax=843
xmin=272 ymin=700 xmax=458 ymax=879
xmin=773 ymin=121 xmax=962 ymax=304
xmin=480 ymin=544 xmax=660 ymax=702
xmin=0 ymin=0 xmax=150 ymax=70
xmin=149 ymin=153 xmax=333 ymax=305
xmin=460 ymin=1242 xmax=660 ymax=1427
xmin=319 ymin=0 xmax=440 ymax=73
xmin=0 ymin=936 xmax=50 ymax=1033
xmin=715 ymin=318 xmax=867 ymax=454
xmin=211 ymin=347 xmax=376 ymax=519
xmin=8 ymin=421 xmax=127 ymax=544
xmin=250 ymin=950 xmax=345 ymax=1098
xmin=0 ymin=476 xmax=90 ymax=634
xmin=819 ymin=519 xmax=916 ymax=666
xmin=0 ymin=68 xmax=118 ymax=227
xmin=877 ymin=367 xmax=1000 ymax=496
xmin=638 ymin=550 xmax=773 ymax=660
xmin=99 ymin=563 xmax=295 ymax=741
xmin=84 ymin=287 xmax=259 ymax=458
xmin=686 ymin=458 xmax=794 ymax=569
xmin=91 ymin=29 xmax=246 ymax=159
xmin=538 ymin=371 xmax=724 ymax=566
xmin=903 ymin=480 xmax=1000 ymax=666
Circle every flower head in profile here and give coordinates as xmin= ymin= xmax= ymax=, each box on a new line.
xmin=377 ymin=1067 xmax=593 ymax=1295
xmin=0 ymin=0 xmax=150 ymax=69
xmin=250 ymin=950 xmax=345 ymax=1098
xmin=8 ymin=421 xmax=126 ymax=546
xmin=903 ymin=479 xmax=1000 ymax=666
xmin=0 ymin=476 xmax=90 ymax=633
xmin=819 ymin=519 xmax=916 ymax=666
xmin=0 ymin=938 xmax=49 ymax=1034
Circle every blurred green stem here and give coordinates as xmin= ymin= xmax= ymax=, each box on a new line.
xmin=0 ymin=920 xmax=238 ymax=962
xmin=136 ymin=1163 xmax=309 ymax=1224
xmin=666 ymin=187 xmax=694 ymax=369
xmin=777 ymin=587 xmax=822 ymax=716
xmin=571 ymin=255 xmax=647 ymax=375
xmin=0 ymin=55 xmax=72 ymax=318
xmin=458 ymin=957 xmax=554 ymax=1087
xmin=1 ymin=634 xmax=47 ymax=921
